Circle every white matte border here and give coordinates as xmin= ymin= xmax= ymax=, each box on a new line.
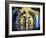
xmin=9 ymin=4 xmax=43 ymax=35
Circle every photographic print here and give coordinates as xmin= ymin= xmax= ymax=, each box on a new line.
xmin=12 ymin=7 xmax=40 ymax=31
xmin=5 ymin=1 xmax=45 ymax=37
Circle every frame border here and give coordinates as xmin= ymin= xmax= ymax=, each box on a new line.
xmin=5 ymin=1 xmax=45 ymax=37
